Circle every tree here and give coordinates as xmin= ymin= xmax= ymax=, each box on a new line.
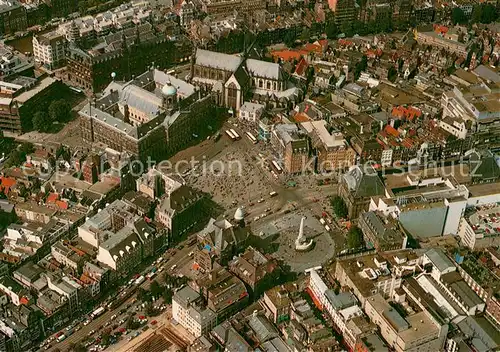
xmin=48 ymin=100 xmax=72 ymax=122
xmin=126 ymin=316 xmax=140 ymax=330
xmin=56 ymin=145 xmax=70 ymax=162
xmin=101 ymin=332 xmax=110 ymax=346
xmin=145 ymin=303 xmax=158 ymax=317
xmin=17 ymin=183 xmax=28 ymax=198
xmin=331 ymin=196 xmax=348 ymax=219
xmin=387 ymin=66 xmax=398 ymax=82
xmin=19 ymin=142 xmax=34 ymax=155
xmin=32 ymin=111 xmax=51 ymax=132
xmin=347 ymin=226 xmax=364 ymax=249
xmin=479 ymin=4 xmax=498 ymax=23
xmin=150 ymin=280 xmax=162 ymax=299
xmin=68 ymin=343 xmax=86 ymax=352
xmin=137 ymin=287 xmax=150 ymax=302
xmin=162 ymin=288 xmax=173 ymax=304
xmin=300 ymin=28 xmax=311 ymax=42
xmin=325 ymin=22 xmax=338 ymax=39
xmin=284 ymin=31 xmax=297 ymax=48
xmin=451 ymin=7 xmax=467 ymax=25
xmin=354 ymin=55 xmax=368 ymax=80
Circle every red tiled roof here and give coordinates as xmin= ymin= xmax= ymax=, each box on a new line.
xmin=0 ymin=177 xmax=16 ymax=189
xmin=385 ymin=125 xmax=400 ymax=137
xmin=294 ymin=112 xmax=311 ymax=123
xmin=56 ymin=200 xmax=68 ymax=210
xmin=433 ymin=24 xmax=448 ymax=34
xmin=20 ymin=297 xmax=29 ymax=305
xmin=302 ymin=43 xmax=323 ymax=54
xmin=338 ymin=39 xmax=354 ymax=46
xmin=46 ymin=193 xmax=59 ymax=203
xmin=294 ymin=57 xmax=309 ymax=76
xmin=271 ymin=50 xmax=306 ymax=62
xmin=318 ymin=39 xmax=328 ymax=48
xmin=401 ymin=138 xmax=415 ymax=148
xmin=391 ymin=106 xmax=422 ymax=121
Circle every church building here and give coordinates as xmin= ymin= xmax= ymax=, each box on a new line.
xmin=190 ymin=49 xmax=302 ymax=112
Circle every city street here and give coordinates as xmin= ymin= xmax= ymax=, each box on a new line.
xmin=47 ymin=241 xmax=196 ymax=352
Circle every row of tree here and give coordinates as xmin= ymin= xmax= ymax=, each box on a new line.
xmin=32 ymin=100 xmax=72 ymax=133
xmin=452 ymin=4 xmax=498 ymax=25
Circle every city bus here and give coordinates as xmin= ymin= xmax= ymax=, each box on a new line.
xmin=91 ymin=307 xmax=105 ymax=319
xmin=225 ymin=130 xmax=237 ymax=141
xmin=230 ymin=129 xmax=240 ymax=140
xmin=271 ymin=160 xmax=283 ymax=173
xmin=246 ymin=132 xmax=258 ymax=144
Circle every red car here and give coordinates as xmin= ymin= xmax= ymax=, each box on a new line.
xmin=55 ymin=331 xmax=63 ymax=337
xmin=138 ymin=315 xmax=146 ymax=320
xmin=150 ymin=320 xmax=157 ymax=325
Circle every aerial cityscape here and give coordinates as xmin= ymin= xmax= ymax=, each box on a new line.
xmin=0 ymin=0 xmax=498 ymax=351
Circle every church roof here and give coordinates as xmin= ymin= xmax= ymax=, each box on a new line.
xmin=195 ymin=49 xmax=243 ymax=72
xmin=246 ymin=59 xmax=283 ymax=80
xmin=343 ymin=166 xmax=386 ymax=198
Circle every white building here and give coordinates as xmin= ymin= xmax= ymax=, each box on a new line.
xmin=458 ymin=203 xmax=500 ymax=249
xmin=422 ymin=248 xmax=456 ymax=281
xmin=438 ymin=116 xmax=468 ymax=139
xmin=308 ymin=269 xmax=364 ymax=349
xmin=78 ymin=199 xmax=155 ymax=272
xmin=32 ymin=31 xmax=66 ymax=70
xmin=364 ymin=294 xmax=447 ymax=352
xmin=239 ymin=101 xmax=265 ymax=123
xmin=172 ymin=286 xmax=216 ymax=337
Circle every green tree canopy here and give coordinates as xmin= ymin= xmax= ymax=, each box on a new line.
xmin=331 ymin=196 xmax=348 ymax=218
xmin=284 ymin=31 xmax=297 ymax=48
xmin=126 ymin=316 xmax=140 ymax=330
xmin=150 ymin=280 xmax=162 ymax=299
xmin=388 ymin=66 xmax=398 ymax=82
xmin=451 ymin=7 xmax=467 ymax=25
xmin=137 ymin=287 xmax=150 ymax=302
xmin=49 ymin=100 xmax=72 ymax=122
xmin=325 ymin=22 xmax=338 ymax=39
xmin=347 ymin=226 xmax=364 ymax=249
xmin=300 ymin=28 xmax=311 ymax=42
xmin=68 ymin=342 xmax=86 ymax=352
xmin=33 ymin=111 xmax=51 ymax=132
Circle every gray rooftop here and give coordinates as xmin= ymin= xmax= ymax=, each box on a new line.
xmin=473 ymin=65 xmax=500 ymax=84
xmin=0 ymin=199 xmax=14 ymax=213
xmin=425 ymin=248 xmax=454 ymax=273
xmin=195 ymin=49 xmax=243 ymax=72
xmin=246 ymin=59 xmax=283 ymax=80
xmin=383 ymin=307 xmax=409 ymax=332
xmin=457 ymin=316 xmax=500 ymax=352
xmin=248 ymin=314 xmax=278 ymax=343
xmin=174 ymin=285 xmax=201 ymax=307
xmin=343 ymin=166 xmax=386 ymax=198
xmin=324 ymin=290 xmax=357 ymax=310
xmin=449 ymin=280 xmax=483 ymax=309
